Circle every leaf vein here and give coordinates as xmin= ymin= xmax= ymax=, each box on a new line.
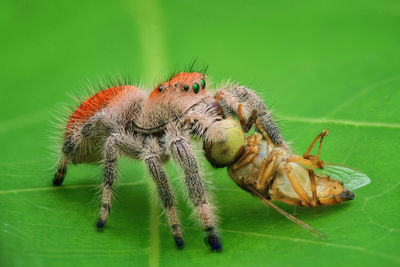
xmin=220 ymin=228 xmax=400 ymax=263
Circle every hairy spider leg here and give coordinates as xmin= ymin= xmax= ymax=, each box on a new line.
xmin=53 ymin=86 xmax=134 ymax=186
xmin=142 ymin=137 xmax=183 ymax=249
xmin=53 ymin=154 xmax=68 ymax=185
xmin=91 ymin=132 xmax=185 ymax=249
xmin=214 ymin=86 xmax=283 ymax=146
xmin=52 ymin=136 xmax=77 ymax=185
xmin=166 ymin=126 xmax=221 ymax=252
xmin=96 ymin=134 xmax=119 ymax=228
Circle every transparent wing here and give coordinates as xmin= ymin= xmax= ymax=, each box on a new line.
xmin=315 ymin=163 xmax=371 ymax=190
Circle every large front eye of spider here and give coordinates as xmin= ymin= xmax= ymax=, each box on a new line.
xmin=193 ymin=82 xmax=199 ymax=94
xmin=158 ymin=85 xmax=163 ymax=92
xmin=200 ymin=79 xmax=206 ymax=89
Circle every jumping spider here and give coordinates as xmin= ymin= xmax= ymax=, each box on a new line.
xmin=53 ymin=71 xmax=285 ymax=251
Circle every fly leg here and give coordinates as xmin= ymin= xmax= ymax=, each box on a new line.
xmin=231 ymin=144 xmax=259 ymax=171
xmin=231 ymin=132 xmax=260 ymax=171
xmin=303 ymin=129 xmax=328 ymax=206
xmin=249 ymin=187 xmax=326 ymax=239
xmin=237 ymin=104 xmax=258 ymax=133
xmin=256 ymin=154 xmax=277 ymax=191
xmin=308 ymin=169 xmax=318 ymax=206
xmin=287 ymin=130 xmax=329 ymax=206
xmin=284 ymin=163 xmax=312 ymax=207
xmin=237 ymin=101 xmax=290 ymax=152
xmin=302 ymin=129 xmax=328 ymax=168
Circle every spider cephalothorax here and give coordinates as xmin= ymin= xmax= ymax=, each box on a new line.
xmin=53 ymin=71 xmax=285 ymax=251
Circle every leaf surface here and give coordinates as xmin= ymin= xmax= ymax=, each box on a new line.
xmin=1 ymin=0 xmax=399 ymax=266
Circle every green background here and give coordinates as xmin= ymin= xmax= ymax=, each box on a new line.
xmin=1 ymin=0 xmax=400 ymax=266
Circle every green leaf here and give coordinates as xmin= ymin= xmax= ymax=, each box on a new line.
xmin=1 ymin=0 xmax=400 ymax=266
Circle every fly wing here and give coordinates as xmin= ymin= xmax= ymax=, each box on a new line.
xmin=315 ymin=163 xmax=371 ymax=190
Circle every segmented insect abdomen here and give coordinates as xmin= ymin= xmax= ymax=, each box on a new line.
xmin=65 ymin=85 xmax=136 ymax=135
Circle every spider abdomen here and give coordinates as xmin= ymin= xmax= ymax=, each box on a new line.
xmin=65 ymin=85 xmax=137 ymax=136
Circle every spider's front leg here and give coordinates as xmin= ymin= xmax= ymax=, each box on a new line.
xmin=215 ymin=84 xmax=285 ymax=148
xmin=184 ymin=103 xmax=225 ymax=143
xmin=142 ymin=137 xmax=183 ymax=249
xmin=166 ymin=125 xmax=221 ymax=252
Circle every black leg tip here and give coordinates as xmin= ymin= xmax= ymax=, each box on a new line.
xmin=205 ymin=234 xmax=222 ymax=252
xmin=52 ymin=178 xmax=63 ymax=186
xmin=52 ymin=170 xmax=65 ymax=186
xmin=174 ymin=236 xmax=184 ymax=250
xmin=96 ymin=219 xmax=105 ymax=229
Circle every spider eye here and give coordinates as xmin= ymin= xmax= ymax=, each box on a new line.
xmin=193 ymin=83 xmax=199 ymax=94
xmin=183 ymin=85 xmax=189 ymax=91
xmin=200 ymin=79 xmax=206 ymax=89
xmin=158 ymin=85 xmax=163 ymax=92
